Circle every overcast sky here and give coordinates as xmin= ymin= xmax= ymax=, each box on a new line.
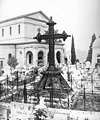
xmin=0 ymin=0 xmax=100 ymax=52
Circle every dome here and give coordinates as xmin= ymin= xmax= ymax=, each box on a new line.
xmin=93 ymin=37 xmax=100 ymax=48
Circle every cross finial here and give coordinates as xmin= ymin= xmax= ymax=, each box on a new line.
xmin=50 ymin=16 xmax=53 ymax=22
xmin=49 ymin=16 xmax=54 ymax=23
xmin=47 ymin=16 xmax=56 ymax=25
xmin=37 ymin=28 xmax=41 ymax=33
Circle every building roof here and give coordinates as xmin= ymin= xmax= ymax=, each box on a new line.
xmin=0 ymin=10 xmax=50 ymax=24
xmin=93 ymin=37 xmax=100 ymax=48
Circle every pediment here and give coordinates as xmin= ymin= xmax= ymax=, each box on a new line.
xmin=25 ymin=11 xmax=49 ymax=22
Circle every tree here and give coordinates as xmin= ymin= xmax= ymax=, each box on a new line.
xmin=71 ymin=35 xmax=76 ymax=65
xmin=7 ymin=56 xmax=18 ymax=69
xmin=86 ymin=34 xmax=96 ymax=62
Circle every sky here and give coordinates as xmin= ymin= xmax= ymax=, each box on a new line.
xmin=0 ymin=0 xmax=100 ymax=52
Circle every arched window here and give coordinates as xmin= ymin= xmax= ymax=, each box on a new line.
xmin=29 ymin=54 xmax=32 ymax=64
xmin=56 ymin=51 xmax=61 ymax=63
xmin=0 ymin=83 xmax=3 ymax=94
xmin=26 ymin=51 xmax=33 ymax=65
xmin=97 ymin=54 xmax=100 ymax=63
xmin=38 ymin=51 xmax=44 ymax=66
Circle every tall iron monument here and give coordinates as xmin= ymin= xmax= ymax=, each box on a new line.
xmin=33 ymin=17 xmax=72 ymax=107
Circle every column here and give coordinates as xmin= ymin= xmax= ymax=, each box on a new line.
xmin=33 ymin=47 xmax=38 ymax=67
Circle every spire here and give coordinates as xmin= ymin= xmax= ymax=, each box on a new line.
xmin=71 ymin=35 xmax=76 ymax=65
xmin=86 ymin=33 xmax=96 ymax=62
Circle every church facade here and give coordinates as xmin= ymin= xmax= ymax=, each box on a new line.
xmin=0 ymin=11 xmax=65 ymax=69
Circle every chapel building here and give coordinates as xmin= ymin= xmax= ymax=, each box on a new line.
xmin=0 ymin=11 xmax=65 ymax=69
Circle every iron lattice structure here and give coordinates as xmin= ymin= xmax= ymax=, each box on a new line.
xmin=0 ymin=69 xmax=100 ymax=111
xmin=34 ymin=68 xmax=72 ymax=107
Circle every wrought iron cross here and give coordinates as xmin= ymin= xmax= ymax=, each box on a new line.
xmin=34 ymin=17 xmax=71 ymax=69
xmin=33 ymin=17 xmax=71 ymax=107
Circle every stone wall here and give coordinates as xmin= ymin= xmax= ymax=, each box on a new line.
xmin=48 ymin=108 xmax=100 ymax=120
